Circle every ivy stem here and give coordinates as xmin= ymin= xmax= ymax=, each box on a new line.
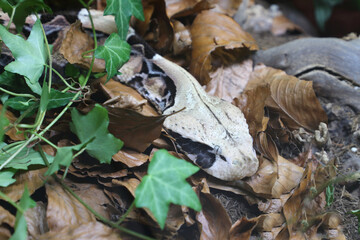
xmin=116 ymin=201 xmax=135 ymax=225
xmin=44 ymin=65 xmax=80 ymax=91
xmin=33 ymin=132 xmax=58 ymax=150
xmin=78 ymin=0 xmax=98 ymax=87
xmin=0 ymin=86 xmax=36 ymax=99
xmin=6 ymin=7 xmax=16 ymax=30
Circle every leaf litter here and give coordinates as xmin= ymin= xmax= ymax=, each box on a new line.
xmin=0 ymin=0 xmax=358 ymax=239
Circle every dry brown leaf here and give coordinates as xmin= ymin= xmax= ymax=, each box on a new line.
xmin=25 ymin=202 xmax=48 ymax=238
xmin=37 ymin=221 xmax=122 ymax=240
xmin=245 ymin=156 xmax=277 ymax=197
xmin=229 ymin=217 xmax=257 ymax=240
xmin=46 ymin=179 xmax=96 ymax=231
xmin=112 ymin=148 xmax=149 ymax=167
xmin=0 ymin=205 xmax=14 ymax=239
xmin=196 ymin=192 xmax=232 ymax=240
xmin=271 ymin=156 xmax=304 ymax=198
xmin=0 ymin=105 xmax=25 ymax=141
xmin=133 ymin=0 xmax=173 ymax=52
xmin=59 ymin=21 xmax=105 ymax=72
xmin=246 ymin=65 xmax=328 ymax=131
xmin=271 ymin=15 xmax=303 ymax=36
xmin=255 ymin=132 xmax=279 ymax=163
xmin=165 ymin=0 xmax=211 ymax=19
xmin=232 ymin=84 xmax=271 ymax=137
xmin=205 ymin=59 xmax=253 ymax=102
xmin=230 ymin=213 xmax=284 ymax=239
xmin=99 ymin=79 xmax=158 ymax=116
xmin=107 ymin=107 xmax=168 ymax=152
xmin=67 ymin=182 xmax=113 ymax=220
xmin=0 ymin=168 xmax=46 ymax=202
xmin=190 ymin=10 xmax=258 ymax=85
xmin=256 ymin=193 xmax=291 ymax=213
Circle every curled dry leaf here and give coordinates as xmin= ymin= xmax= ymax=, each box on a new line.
xmin=25 ymin=202 xmax=48 ymax=237
xmin=165 ymin=0 xmax=211 ymax=19
xmin=112 ymin=148 xmax=149 ymax=167
xmin=232 ymin=84 xmax=271 ymax=137
xmin=59 ymin=21 xmax=105 ymax=72
xmin=133 ymin=0 xmax=173 ymax=52
xmin=37 ymin=221 xmax=122 ymax=240
xmin=99 ymin=79 xmax=158 ymax=116
xmin=106 ymin=107 xmax=168 ymax=152
xmin=0 ymin=205 xmax=14 ymax=238
xmin=196 ymin=192 xmax=232 ymax=240
xmin=190 ymin=10 xmax=258 ymax=85
xmin=205 ymin=59 xmax=254 ymax=102
xmin=271 ymin=15 xmax=303 ymax=36
xmin=246 ymin=65 xmax=327 ymax=131
xmin=230 ymin=213 xmax=284 ymax=239
xmin=1 ymin=168 xmax=46 ymax=202
xmin=46 ymin=179 xmax=96 ymax=231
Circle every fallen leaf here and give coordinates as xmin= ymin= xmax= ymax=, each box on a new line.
xmin=271 ymin=15 xmax=303 ymax=36
xmin=229 ymin=217 xmax=257 ymax=240
xmin=0 ymin=168 xmax=47 ymax=202
xmin=0 ymin=205 xmax=14 ymax=238
xmin=107 ymin=107 xmax=168 ymax=152
xmin=205 ymin=59 xmax=254 ymax=102
xmin=190 ymin=10 xmax=258 ymax=85
xmin=196 ymin=192 xmax=232 ymax=239
xmin=25 ymin=202 xmax=48 ymax=237
xmin=232 ymin=84 xmax=271 ymax=137
xmin=112 ymin=148 xmax=149 ymax=167
xmin=0 ymin=105 xmax=25 ymax=141
xmin=165 ymin=0 xmax=211 ymax=19
xmin=37 ymin=221 xmax=122 ymax=240
xmin=45 ymin=179 xmax=96 ymax=231
xmin=246 ymin=65 xmax=328 ymax=131
xmin=172 ymin=20 xmax=192 ymax=55
xmin=59 ymin=21 xmax=105 ymax=72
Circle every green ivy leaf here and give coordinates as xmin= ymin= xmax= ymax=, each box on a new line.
xmin=95 ymin=33 xmax=131 ymax=81
xmin=0 ymin=142 xmax=54 ymax=170
xmin=0 ymin=168 xmax=16 ymax=187
xmin=135 ymin=149 xmax=201 ymax=229
xmin=0 ymin=106 xmax=10 ymax=142
xmin=70 ymin=104 xmax=123 ymax=164
xmin=104 ymin=0 xmax=144 ymax=39
xmin=45 ymin=144 xmax=83 ymax=176
xmin=10 ymin=185 xmax=36 ymax=240
xmin=0 ymin=19 xmax=48 ymax=94
xmin=6 ymin=89 xmax=76 ymax=112
xmin=0 ymin=0 xmax=51 ymax=32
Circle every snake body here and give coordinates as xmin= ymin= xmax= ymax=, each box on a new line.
xmin=116 ymin=33 xmax=258 ymax=181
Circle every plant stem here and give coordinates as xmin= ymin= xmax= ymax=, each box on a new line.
xmin=0 ymin=86 xmax=36 ymax=99
xmin=33 ymin=132 xmax=58 ymax=150
xmin=6 ymin=7 xmax=16 ymax=30
xmin=116 ymin=201 xmax=135 ymax=225
xmin=45 ymin=65 xmax=80 ymax=91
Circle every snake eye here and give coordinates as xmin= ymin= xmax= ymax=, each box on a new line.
xmin=213 ymin=145 xmax=221 ymax=155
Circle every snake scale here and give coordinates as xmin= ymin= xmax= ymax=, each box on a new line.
xmin=115 ymin=30 xmax=258 ymax=181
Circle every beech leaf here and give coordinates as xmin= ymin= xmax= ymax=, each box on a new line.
xmin=135 ymin=149 xmax=201 ymax=229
